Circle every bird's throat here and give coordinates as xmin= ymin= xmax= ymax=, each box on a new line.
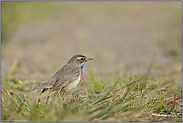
xmin=81 ymin=61 xmax=87 ymax=74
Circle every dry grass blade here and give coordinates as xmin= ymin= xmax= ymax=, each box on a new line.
xmin=165 ymin=92 xmax=182 ymax=105
xmin=90 ymin=69 xmax=129 ymax=106
xmin=114 ymin=78 xmax=141 ymax=95
xmin=1 ymin=89 xmax=20 ymax=110
xmin=151 ymin=113 xmax=177 ymax=118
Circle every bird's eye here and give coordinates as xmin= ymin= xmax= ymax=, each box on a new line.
xmin=80 ymin=58 xmax=84 ymax=61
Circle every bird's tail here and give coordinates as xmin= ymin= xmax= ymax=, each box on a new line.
xmin=26 ymin=83 xmax=45 ymax=92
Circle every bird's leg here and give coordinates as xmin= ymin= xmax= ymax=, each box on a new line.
xmin=56 ymin=90 xmax=66 ymax=104
xmin=36 ymin=89 xmax=46 ymax=104
xmin=45 ymin=89 xmax=53 ymax=104
xmin=37 ymin=88 xmax=51 ymax=104
xmin=45 ymin=95 xmax=50 ymax=104
xmin=37 ymin=98 xmax=41 ymax=107
xmin=41 ymin=88 xmax=50 ymax=104
xmin=59 ymin=90 xmax=65 ymax=96
xmin=60 ymin=90 xmax=66 ymax=100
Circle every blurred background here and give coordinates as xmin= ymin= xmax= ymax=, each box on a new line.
xmin=1 ymin=1 xmax=181 ymax=82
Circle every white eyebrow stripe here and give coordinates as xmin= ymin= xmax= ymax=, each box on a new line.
xmin=77 ymin=57 xmax=85 ymax=60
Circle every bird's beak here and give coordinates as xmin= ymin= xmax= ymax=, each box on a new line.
xmin=86 ymin=58 xmax=93 ymax=61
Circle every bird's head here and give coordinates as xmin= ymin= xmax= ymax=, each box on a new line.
xmin=68 ymin=54 xmax=93 ymax=73
xmin=68 ymin=54 xmax=93 ymax=66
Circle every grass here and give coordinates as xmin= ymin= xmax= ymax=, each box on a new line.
xmin=1 ymin=61 xmax=182 ymax=122
xmin=1 ymin=2 xmax=181 ymax=122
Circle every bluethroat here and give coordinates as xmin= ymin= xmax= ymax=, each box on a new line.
xmin=26 ymin=54 xmax=93 ymax=98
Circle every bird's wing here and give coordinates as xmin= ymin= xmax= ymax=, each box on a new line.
xmin=51 ymin=66 xmax=81 ymax=91
xmin=38 ymin=67 xmax=81 ymax=99
xmin=26 ymin=63 xmax=81 ymax=92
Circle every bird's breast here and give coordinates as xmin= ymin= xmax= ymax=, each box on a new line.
xmin=62 ymin=74 xmax=81 ymax=91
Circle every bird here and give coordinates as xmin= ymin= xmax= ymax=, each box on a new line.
xmin=26 ymin=54 xmax=93 ymax=99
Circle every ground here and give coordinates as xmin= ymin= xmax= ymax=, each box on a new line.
xmin=1 ymin=2 xmax=182 ymax=122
